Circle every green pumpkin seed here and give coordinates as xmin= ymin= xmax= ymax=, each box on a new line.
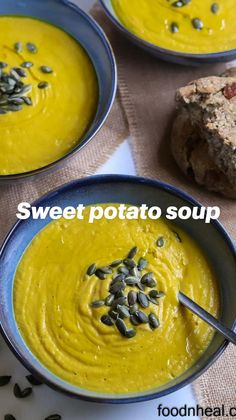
xmin=38 ymin=81 xmax=49 ymax=89
xmin=147 ymin=296 xmax=159 ymax=305
xmin=0 ymin=376 xmax=11 ymax=387
xmin=137 ymin=257 xmax=148 ymax=270
xmin=110 ymin=259 xmax=123 ymax=267
xmin=118 ymin=266 xmax=129 ymax=275
xmin=129 ymin=303 xmax=139 ymax=315
xmin=137 ymin=292 xmax=149 ymax=308
xmin=109 ymin=310 xmax=118 ymax=320
xmin=21 ymin=61 xmax=33 ymax=69
xmin=115 ymin=318 xmax=127 ymax=337
xmin=14 ymin=42 xmax=23 ymax=53
xmin=27 ymin=42 xmax=38 ymax=53
xmin=112 ymin=296 xmax=127 ymax=307
xmin=111 ymin=274 xmax=126 ymax=283
xmin=4 ymin=415 xmax=16 ymax=420
xmin=149 ymin=313 xmax=160 ymax=329
xmin=105 ymin=294 xmax=115 ymax=306
xmin=45 ymin=416 xmax=62 ymax=420
xmin=211 ymin=2 xmax=219 ymax=13
xmin=128 ymin=290 xmax=137 ymax=306
xmin=99 ymin=266 xmax=113 ymax=274
xmin=10 ymin=69 xmax=21 ymax=82
xmin=109 ymin=280 xmax=125 ymax=295
xmin=141 ymin=272 xmax=153 ymax=284
xmin=130 ymin=267 xmax=140 ymax=277
xmin=156 ymin=236 xmax=165 ymax=247
xmin=95 ymin=269 xmax=106 ymax=280
xmin=101 ymin=314 xmax=113 ymax=326
xmin=18 ymin=84 xmax=32 ymax=95
xmin=26 ymin=375 xmax=42 ymax=386
xmin=125 ymin=276 xmax=139 ymax=286
xmin=90 ymin=300 xmax=105 ymax=308
xmin=170 ymin=22 xmax=179 ymax=33
xmin=146 ymin=278 xmax=157 ymax=288
xmin=125 ymin=329 xmax=136 ymax=339
xmin=149 ymin=290 xmax=165 ymax=299
xmin=123 ymin=258 xmax=136 ymax=268
xmin=40 ymin=65 xmax=53 ymax=74
xmin=136 ymin=311 xmax=149 ymax=324
xmin=127 ymin=246 xmax=138 ymax=259
xmin=13 ymin=67 xmax=27 ymax=78
xmin=117 ymin=304 xmax=130 ymax=319
xmin=0 ymin=62 xmax=8 ymax=68
xmin=13 ymin=383 xmax=32 ymax=398
xmin=130 ymin=314 xmax=140 ymax=326
xmin=192 ymin=18 xmax=204 ymax=30
xmin=136 ymin=282 xmax=145 ymax=291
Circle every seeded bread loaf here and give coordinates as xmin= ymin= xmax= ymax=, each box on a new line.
xmin=171 ymin=71 xmax=236 ymax=198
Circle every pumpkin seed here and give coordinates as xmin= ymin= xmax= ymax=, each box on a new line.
xmin=129 ymin=303 xmax=139 ymax=315
xmin=27 ymin=42 xmax=38 ymax=53
xmin=4 ymin=415 xmax=16 ymax=420
xmin=112 ymin=296 xmax=127 ymax=307
xmin=136 ymin=281 xmax=145 ymax=291
xmin=137 ymin=257 xmax=148 ymax=270
xmin=125 ymin=276 xmax=139 ymax=286
xmin=111 ymin=274 xmax=126 ymax=283
xmin=40 ymin=65 xmax=53 ymax=74
xmin=6 ymin=104 xmax=23 ymax=112
xmin=23 ymin=96 xmax=32 ymax=106
xmin=109 ymin=310 xmax=118 ymax=320
xmin=128 ymin=290 xmax=137 ymax=306
xmin=105 ymin=294 xmax=115 ymax=306
xmin=26 ymin=375 xmax=42 ymax=386
xmin=137 ymin=292 xmax=149 ymax=308
xmin=149 ymin=313 xmax=160 ymax=329
xmin=90 ymin=300 xmax=105 ymax=308
xmin=156 ymin=236 xmax=165 ymax=247
xmin=14 ymin=42 xmax=23 ymax=53
xmin=141 ymin=272 xmax=153 ymax=284
xmin=110 ymin=259 xmax=123 ymax=267
xmin=211 ymin=2 xmax=219 ymax=13
xmin=146 ymin=278 xmax=157 ymax=288
xmin=101 ymin=314 xmax=113 ymax=326
xmin=123 ymin=258 xmax=136 ymax=268
xmin=45 ymin=416 xmax=62 ymax=420
xmin=136 ymin=311 xmax=149 ymax=324
xmin=147 ymin=296 xmax=159 ymax=305
xmin=13 ymin=383 xmax=32 ymax=398
xmin=38 ymin=81 xmax=49 ymax=89
xmin=10 ymin=69 xmax=21 ymax=82
xmin=118 ymin=266 xmax=129 ymax=275
xmin=0 ymin=376 xmax=11 ymax=387
xmin=87 ymin=264 xmax=97 ymax=277
xmin=13 ymin=67 xmax=27 ymax=78
xmin=115 ymin=318 xmax=127 ymax=337
xmin=172 ymin=0 xmax=184 ymax=7
xmin=127 ymin=246 xmax=138 ymax=259
xmin=95 ymin=269 xmax=106 ymax=280
xmin=0 ymin=62 xmax=8 ymax=68
xmin=109 ymin=280 xmax=125 ymax=295
xmin=99 ymin=266 xmax=113 ymax=274
xmin=21 ymin=61 xmax=33 ymax=68
xmin=117 ymin=304 xmax=130 ymax=318
xmin=170 ymin=22 xmax=179 ymax=33
xmin=130 ymin=267 xmax=140 ymax=277
xmin=192 ymin=18 xmax=204 ymax=30
xmin=149 ymin=290 xmax=165 ymax=299
xmin=125 ymin=329 xmax=136 ymax=339
xmin=130 ymin=314 xmax=140 ymax=326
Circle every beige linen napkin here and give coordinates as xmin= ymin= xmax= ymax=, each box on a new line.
xmin=92 ymin=5 xmax=236 ymax=419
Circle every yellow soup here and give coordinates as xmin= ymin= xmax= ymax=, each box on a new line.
xmin=112 ymin=0 xmax=236 ymax=54
xmin=0 ymin=17 xmax=98 ymax=175
xmin=14 ymin=205 xmax=219 ymax=394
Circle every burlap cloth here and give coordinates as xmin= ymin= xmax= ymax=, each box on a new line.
xmin=0 ymin=3 xmax=235 ymax=418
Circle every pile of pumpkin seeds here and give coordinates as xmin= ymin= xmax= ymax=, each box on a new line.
xmin=0 ymin=41 xmax=53 ymax=115
xmin=88 ymin=242 xmax=168 ymax=339
xmin=169 ymin=1 xmax=220 ymax=34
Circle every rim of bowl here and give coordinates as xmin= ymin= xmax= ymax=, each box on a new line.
xmin=0 ymin=174 xmax=236 ymax=403
xmin=99 ymin=0 xmax=236 ymax=62
xmin=0 ymin=2 xmax=117 ymax=181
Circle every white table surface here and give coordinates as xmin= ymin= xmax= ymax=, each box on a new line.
xmin=0 ymin=1 xmax=199 ymax=419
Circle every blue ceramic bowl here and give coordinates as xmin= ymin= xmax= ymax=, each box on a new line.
xmin=100 ymin=0 xmax=236 ymax=66
xmin=0 ymin=0 xmax=117 ymax=181
xmin=0 ymin=175 xmax=235 ymax=403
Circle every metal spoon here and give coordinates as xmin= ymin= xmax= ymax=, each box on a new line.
xmin=178 ymin=291 xmax=236 ymax=345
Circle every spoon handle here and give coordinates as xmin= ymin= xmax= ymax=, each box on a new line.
xmin=178 ymin=291 xmax=236 ymax=345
